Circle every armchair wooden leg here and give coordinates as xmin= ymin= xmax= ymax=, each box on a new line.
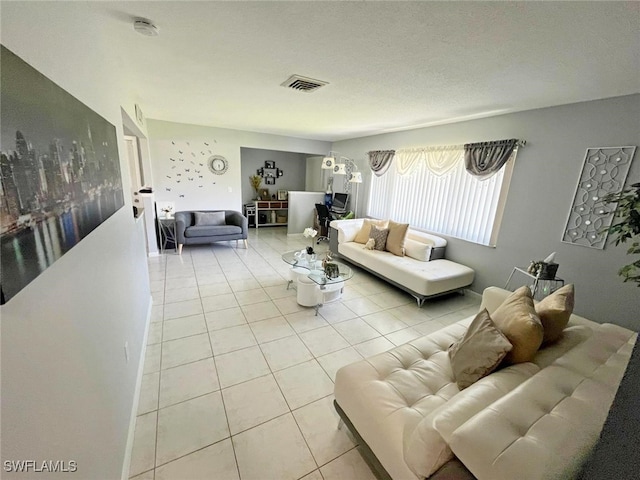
xmin=244 ymin=239 xmax=248 ymax=249
xmin=178 ymin=244 xmax=183 ymax=255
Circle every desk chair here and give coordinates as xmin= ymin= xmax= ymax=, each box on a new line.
xmin=315 ymin=203 xmax=332 ymax=244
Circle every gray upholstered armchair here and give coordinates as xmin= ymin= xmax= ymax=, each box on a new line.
xmin=174 ymin=210 xmax=248 ymax=254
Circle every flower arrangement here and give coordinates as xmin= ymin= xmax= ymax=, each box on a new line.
xmin=160 ymin=204 xmax=174 ymax=217
xmin=303 ymin=227 xmax=317 ymax=254
xmin=249 ymin=175 xmax=262 ymax=199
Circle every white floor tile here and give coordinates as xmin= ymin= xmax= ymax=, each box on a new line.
xmin=264 ymin=284 xmax=296 ymax=299
xmin=147 ymin=322 xmax=163 ymax=345
xmin=274 ymin=360 xmax=334 ymax=410
xmin=165 ymin=276 xmax=198 ymax=290
xmin=137 ymin=372 xmax=159 ymax=415
xmin=233 ymin=414 xmax=316 ymax=480
xmin=299 ymin=326 xmax=350 ymax=357
xmin=249 ymin=316 xmax=295 ymax=344
xmin=156 ymin=392 xmax=229 ymax=466
xmin=215 ymin=346 xmax=271 ymax=388
xmin=333 ymin=318 xmax=380 ymax=345
xmin=155 ymin=439 xmax=239 ymax=480
xmin=164 ymin=299 xmax=204 ymax=320
xmin=201 ymin=292 xmax=239 ymax=313
xmin=228 ymin=278 xmax=262 ymax=292
xmin=222 ymin=375 xmax=289 ymax=434
xmin=260 ymin=336 xmax=314 ymax=371
xmin=161 ymin=333 xmax=212 ymax=370
xmin=205 ymin=307 xmax=247 ymax=331
xmin=150 ymin=305 xmax=163 ymax=323
xmin=362 ymin=311 xmax=408 ymax=335
xmin=316 ymin=347 xmax=363 ymax=381
xmin=387 ymin=304 xmax=433 ymax=324
xmin=143 ymin=344 xmax=161 ymax=374
xmin=342 ymin=297 xmax=384 ymax=316
xmin=320 ymin=448 xmax=376 ymax=480
xmin=414 ymin=320 xmax=447 ymax=336
xmin=299 ymin=470 xmax=324 ymax=480
xmin=164 ymin=286 xmax=200 ymax=304
xmin=159 ymin=358 xmax=219 ymax=408
xmin=385 ymin=327 xmax=423 ymax=346
xmin=241 ymin=300 xmax=282 ymax=322
xmin=198 ymin=282 xmax=233 ymax=297
xmin=286 ymin=310 xmax=329 ymax=334
xmin=353 ymin=337 xmax=395 ymax=358
xmin=368 ymin=289 xmax=413 ymax=309
xmin=274 ymin=296 xmax=307 ymax=315
xmin=233 ymin=288 xmax=271 ymax=306
xmin=209 ymin=325 xmax=256 ymax=356
xmin=319 ymin=302 xmax=358 ymax=324
xmin=129 ymin=411 xmax=157 ymax=477
xmin=293 ymin=396 xmax=356 ymax=466
xmin=162 ymin=314 xmax=207 ymax=342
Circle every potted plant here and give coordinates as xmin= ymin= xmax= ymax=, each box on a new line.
xmin=249 ymin=175 xmax=262 ymax=200
xmin=602 ymin=182 xmax=640 ymax=286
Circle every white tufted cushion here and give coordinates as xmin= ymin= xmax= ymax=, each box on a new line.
xmin=334 ymin=320 xmax=470 ymax=480
xmin=442 ymin=323 xmax=637 ymax=480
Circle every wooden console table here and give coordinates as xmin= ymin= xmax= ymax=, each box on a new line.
xmin=245 ymin=201 xmax=288 ymax=229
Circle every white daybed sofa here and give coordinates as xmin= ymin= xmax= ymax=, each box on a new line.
xmin=334 ymin=286 xmax=637 ymax=480
xmin=330 ymin=219 xmax=475 ymax=306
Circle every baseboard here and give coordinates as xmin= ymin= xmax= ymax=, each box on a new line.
xmin=121 ymin=295 xmax=153 ymax=480
xmin=463 ymin=288 xmax=482 ymax=301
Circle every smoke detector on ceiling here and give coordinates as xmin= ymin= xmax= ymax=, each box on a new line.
xmin=281 ymin=75 xmax=328 ymax=93
xmin=133 ymin=19 xmax=159 ymax=37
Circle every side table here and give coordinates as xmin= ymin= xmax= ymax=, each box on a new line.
xmin=157 ymin=215 xmax=177 ymax=253
xmin=504 ymin=266 xmax=564 ymax=300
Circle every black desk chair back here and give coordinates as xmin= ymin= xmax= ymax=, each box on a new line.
xmin=315 ymin=203 xmax=331 ymax=243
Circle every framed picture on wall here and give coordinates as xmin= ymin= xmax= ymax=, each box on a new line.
xmin=265 ymin=160 xmax=275 ymax=169
xmin=265 ymin=177 xmax=275 ymax=185
xmin=277 ymin=190 xmax=288 ymax=200
xmin=258 ymin=188 xmax=270 ymax=200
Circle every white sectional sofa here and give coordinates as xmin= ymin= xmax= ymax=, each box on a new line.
xmin=334 ymin=286 xmax=636 ymax=480
xmin=330 ymin=219 xmax=475 ymax=306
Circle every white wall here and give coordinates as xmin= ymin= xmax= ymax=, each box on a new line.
xmin=332 ymin=95 xmax=640 ymax=330
xmin=147 ymin=120 xmax=330 ymax=212
xmin=1 ymin=3 xmax=152 ymax=479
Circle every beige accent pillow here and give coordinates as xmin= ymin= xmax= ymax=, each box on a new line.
xmin=404 ymin=238 xmax=432 ymax=262
xmin=194 ymin=211 xmax=225 ymax=226
xmin=385 ymin=220 xmax=409 ymax=256
xmin=448 ymin=309 xmax=513 ymax=389
xmin=354 ymin=219 xmax=388 ymax=244
xmin=536 ymin=284 xmax=575 ymax=344
xmin=491 ymin=286 xmax=544 ymax=364
xmin=369 ymin=225 xmax=389 ymax=251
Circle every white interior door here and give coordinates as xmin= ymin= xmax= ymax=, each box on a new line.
xmin=305 ymin=156 xmax=325 ymax=192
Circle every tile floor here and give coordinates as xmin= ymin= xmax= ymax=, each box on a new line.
xmin=130 ymin=227 xmax=481 ymax=480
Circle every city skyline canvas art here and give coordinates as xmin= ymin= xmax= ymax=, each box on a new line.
xmin=0 ymin=45 xmax=124 ymax=303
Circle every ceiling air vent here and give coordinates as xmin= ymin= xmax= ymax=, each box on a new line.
xmin=281 ymin=75 xmax=328 ymax=93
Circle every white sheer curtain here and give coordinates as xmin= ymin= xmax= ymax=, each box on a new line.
xmin=395 ymin=146 xmax=463 ymax=176
xmin=367 ymin=150 xmax=517 ymax=246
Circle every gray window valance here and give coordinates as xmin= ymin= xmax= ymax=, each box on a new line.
xmin=368 ymin=150 xmax=395 ymax=177
xmin=464 ymin=138 xmax=518 ymax=179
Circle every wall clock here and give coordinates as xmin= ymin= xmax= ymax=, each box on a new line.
xmin=208 ymin=155 xmax=229 ymax=175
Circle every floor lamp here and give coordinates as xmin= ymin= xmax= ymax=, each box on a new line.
xmin=349 ymin=171 xmax=362 ymax=217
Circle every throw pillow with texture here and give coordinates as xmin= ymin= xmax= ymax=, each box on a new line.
xmin=404 ymin=238 xmax=432 ymax=262
xmin=364 ymin=238 xmax=375 ymax=250
xmin=491 ymin=286 xmax=544 ymax=364
xmin=536 ymin=283 xmax=575 ymax=344
xmin=385 ymin=220 xmax=409 ymax=256
xmin=369 ymin=225 xmax=390 ymax=251
xmin=449 ymin=309 xmax=513 ymax=389
xmin=194 ymin=211 xmax=226 ymax=226
xmin=354 ymin=219 xmax=388 ymax=244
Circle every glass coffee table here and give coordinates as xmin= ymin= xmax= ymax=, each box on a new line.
xmin=281 ymin=250 xmax=353 ymax=315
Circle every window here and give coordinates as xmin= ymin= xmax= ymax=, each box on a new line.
xmin=367 ymin=150 xmax=517 ymax=246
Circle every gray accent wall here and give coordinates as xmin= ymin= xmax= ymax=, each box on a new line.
xmin=332 ymin=95 xmax=640 ymax=330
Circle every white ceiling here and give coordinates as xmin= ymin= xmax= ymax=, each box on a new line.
xmin=18 ymin=1 xmax=640 ymax=141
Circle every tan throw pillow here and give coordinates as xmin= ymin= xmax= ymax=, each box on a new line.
xmin=385 ymin=220 xmax=409 ymax=256
xmin=448 ymin=309 xmax=513 ymax=389
xmin=369 ymin=225 xmax=389 ymax=251
xmin=536 ymin=284 xmax=575 ymax=344
xmin=354 ymin=219 xmax=388 ymax=244
xmin=491 ymin=286 xmax=544 ymax=364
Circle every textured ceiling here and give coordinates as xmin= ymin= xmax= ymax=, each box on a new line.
xmin=5 ymin=1 xmax=640 ymax=141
